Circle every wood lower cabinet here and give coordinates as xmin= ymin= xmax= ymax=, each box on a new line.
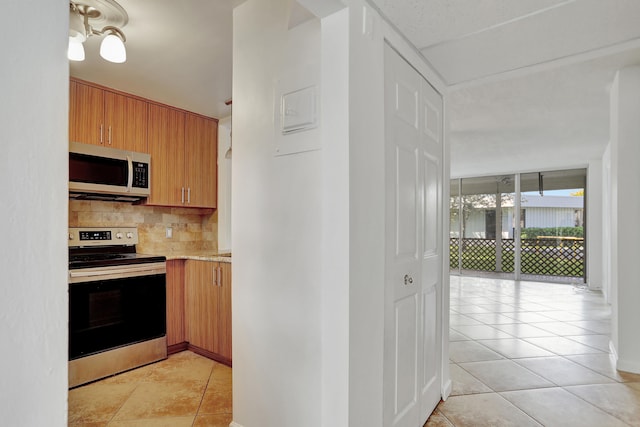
xmin=217 ymin=262 xmax=232 ymax=360
xmin=184 ymin=260 xmax=232 ymax=364
xmin=166 ymin=260 xmax=186 ymax=352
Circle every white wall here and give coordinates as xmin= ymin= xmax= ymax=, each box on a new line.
xmin=602 ymin=144 xmax=612 ymax=302
xmin=608 ymin=67 xmax=640 ymax=373
xmin=0 ymin=2 xmax=68 ymax=425
xmin=321 ymin=8 xmax=350 ymax=426
xmin=232 ymin=1 xmax=450 ymax=426
xmin=586 ymin=158 xmax=603 ymax=291
xmin=232 ymin=2 xmax=324 ymax=425
xmin=347 ymin=2 xmax=386 ymax=424
xmin=347 ymin=3 xmax=451 ymax=420
xmin=217 ymin=116 xmax=232 ymax=253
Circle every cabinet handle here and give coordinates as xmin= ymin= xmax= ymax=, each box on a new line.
xmin=99 ymin=124 xmax=103 ymax=143
xmin=217 ymin=266 xmax=222 ymax=287
xmin=187 ymin=187 xmax=191 ymax=204
xmin=181 ymin=187 xmax=185 ymax=204
xmin=108 ymin=126 xmax=112 ymax=145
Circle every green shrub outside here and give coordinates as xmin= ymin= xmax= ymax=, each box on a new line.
xmin=521 ymin=227 xmax=583 ymax=239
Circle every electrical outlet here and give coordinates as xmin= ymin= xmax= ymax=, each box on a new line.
xmin=166 ymin=227 xmax=173 ymax=238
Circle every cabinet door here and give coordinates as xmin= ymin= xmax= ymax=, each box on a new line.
xmin=184 ymin=113 xmax=217 ymax=208
xmin=104 ymin=91 xmax=148 ymax=152
xmin=147 ymin=104 xmax=185 ymax=206
xmin=185 ymin=260 xmax=218 ymax=353
xmin=166 ymin=260 xmax=186 ymax=347
xmin=217 ymin=262 xmax=232 ymax=360
xmin=69 ymin=81 xmax=104 ymax=145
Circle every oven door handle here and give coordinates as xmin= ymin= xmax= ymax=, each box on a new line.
xmin=69 ymin=263 xmax=166 ymax=283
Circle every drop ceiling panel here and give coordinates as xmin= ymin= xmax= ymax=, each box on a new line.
xmin=420 ymin=0 xmax=640 ymax=85
xmin=370 ymin=0 xmax=568 ymax=48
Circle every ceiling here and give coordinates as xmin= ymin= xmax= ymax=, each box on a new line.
xmin=71 ymin=0 xmax=640 ymax=177
xmin=371 ymin=0 xmax=640 ymax=177
xmin=70 ymin=0 xmax=242 ymax=119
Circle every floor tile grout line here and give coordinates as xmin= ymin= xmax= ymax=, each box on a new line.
xmin=191 ymin=361 xmax=216 ymax=426
xmin=495 ymin=389 xmax=562 ymax=427
xmin=508 ymin=355 xmax=617 ymax=388
xmin=452 ymin=362 xmax=501 ymax=395
xmin=433 ymin=407 xmax=457 ymax=427
xmin=559 ymin=384 xmax=636 ymax=427
xmin=564 ymin=354 xmax=633 ymax=383
xmin=104 ymin=377 xmax=144 ymax=426
xmin=563 ymin=334 xmax=612 ymax=352
xmin=442 ymin=276 xmax=631 ymax=425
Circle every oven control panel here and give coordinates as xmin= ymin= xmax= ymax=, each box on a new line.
xmin=69 ymin=227 xmax=138 ymax=247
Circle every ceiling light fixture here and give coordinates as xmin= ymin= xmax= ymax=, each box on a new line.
xmin=68 ymin=0 xmax=128 ymax=64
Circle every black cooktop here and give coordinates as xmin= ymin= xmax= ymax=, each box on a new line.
xmin=68 ymin=247 xmax=165 ymax=269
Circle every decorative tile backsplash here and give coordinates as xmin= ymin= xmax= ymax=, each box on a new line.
xmin=69 ymin=200 xmax=217 ymax=254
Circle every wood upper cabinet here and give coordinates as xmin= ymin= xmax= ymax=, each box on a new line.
xmin=146 ymin=106 xmax=217 ymax=208
xmin=185 ymin=113 xmax=218 ymax=208
xmin=69 ymin=78 xmax=217 ymax=208
xmin=104 ymin=91 xmax=148 ymax=152
xmin=185 ymin=260 xmax=232 ymax=363
xmin=69 ymin=80 xmax=103 ymax=145
xmin=147 ymin=103 xmax=186 ymax=206
xmin=69 ymin=79 xmax=148 ymax=151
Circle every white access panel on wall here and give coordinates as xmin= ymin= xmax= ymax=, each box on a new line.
xmin=281 ymin=85 xmax=317 ymax=134
xmin=272 ymin=18 xmax=322 ymax=157
xmin=383 ymin=43 xmax=443 ymax=427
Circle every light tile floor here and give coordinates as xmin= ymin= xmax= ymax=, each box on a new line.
xmin=426 ymin=275 xmax=640 ymax=427
xmin=69 ymin=275 xmax=640 ymax=427
xmin=68 ymin=351 xmax=232 ymax=427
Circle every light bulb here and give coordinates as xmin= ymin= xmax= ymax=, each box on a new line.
xmin=100 ymin=33 xmax=126 ymax=63
xmin=68 ymin=38 xmax=85 ymax=61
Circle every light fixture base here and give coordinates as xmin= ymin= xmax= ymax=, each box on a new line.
xmin=71 ymin=0 xmax=128 ymax=28
xmin=68 ymin=0 xmax=128 ymax=63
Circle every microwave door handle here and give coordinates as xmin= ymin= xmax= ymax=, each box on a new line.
xmin=126 ymin=155 xmax=133 ymax=192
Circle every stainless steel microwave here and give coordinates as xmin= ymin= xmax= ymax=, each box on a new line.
xmin=69 ymin=141 xmax=151 ymax=202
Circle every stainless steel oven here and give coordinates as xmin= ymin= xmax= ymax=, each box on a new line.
xmin=68 ymin=227 xmax=167 ymax=388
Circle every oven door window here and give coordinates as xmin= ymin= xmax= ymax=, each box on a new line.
xmin=69 ymin=274 xmax=166 ymax=360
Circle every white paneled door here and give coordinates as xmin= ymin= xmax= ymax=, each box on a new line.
xmin=383 ymin=43 xmax=443 ymax=427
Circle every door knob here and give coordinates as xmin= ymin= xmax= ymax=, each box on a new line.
xmin=404 ymin=274 xmax=413 ymax=285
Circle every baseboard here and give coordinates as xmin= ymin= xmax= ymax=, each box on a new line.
xmin=617 ymin=359 xmax=640 ymax=374
xmin=616 ymin=356 xmax=640 ymax=374
xmin=441 ymin=378 xmax=452 ymax=401
xmin=229 ymin=422 xmax=244 ymax=427
xmin=610 ymin=340 xmax=618 ymax=361
xmin=167 ymin=342 xmax=188 ymax=355
xmin=608 ymin=341 xmax=640 ymax=373
xmin=187 ymin=344 xmax=232 ymax=367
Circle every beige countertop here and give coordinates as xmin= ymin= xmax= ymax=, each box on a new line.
xmin=142 ymin=251 xmax=232 ymax=263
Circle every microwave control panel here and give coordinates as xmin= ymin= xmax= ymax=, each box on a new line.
xmin=133 ymin=162 xmax=148 ymax=188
